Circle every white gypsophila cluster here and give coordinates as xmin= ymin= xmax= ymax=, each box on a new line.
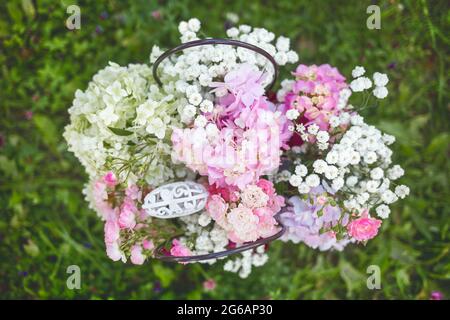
xmin=274 ymin=169 xmax=292 ymax=183
xmin=149 ymin=18 xmax=298 ymax=126
xmin=293 ymin=122 xmax=333 ymax=151
xmin=288 ymin=117 xmax=409 ymax=219
xmin=287 ymin=110 xmax=365 ymax=154
xmin=178 ymin=212 xmax=230 ymax=265
xmin=276 ymin=78 xmax=295 ymax=102
xmin=223 ymin=245 xmax=269 ymax=278
xmin=178 ymin=213 xmax=270 ymax=275
xmin=350 ymin=66 xmax=389 ymax=99
xmin=64 ymin=62 xmax=187 ymax=187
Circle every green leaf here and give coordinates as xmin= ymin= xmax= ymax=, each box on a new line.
xmin=33 ymin=114 xmax=58 ymax=147
xmin=426 ymin=132 xmax=450 ymax=156
xmin=24 ymin=239 xmax=40 ymax=257
xmin=0 ymin=156 xmax=18 ymax=178
xmin=152 ymin=263 xmax=175 ymax=287
xmin=409 ymin=206 xmax=433 ymax=241
xmin=7 ymin=2 xmax=23 ymax=24
xmin=339 ymin=259 xmax=365 ymax=297
xmin=395 ymin=269 xmax=410 ymax=294
xmin=21 ymin=0 xmax=36 ymax=19
xmin=108 ymin=126 xmax=133 ymax=136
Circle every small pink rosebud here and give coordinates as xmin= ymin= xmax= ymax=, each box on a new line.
xmin=103 ymin=171 xmax=117 ymax=187
xmin=203 ymin=279 xmax=216 ymax=291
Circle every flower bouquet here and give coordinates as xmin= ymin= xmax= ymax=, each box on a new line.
xmin=64 ymin=19 xmax=408 ymax=278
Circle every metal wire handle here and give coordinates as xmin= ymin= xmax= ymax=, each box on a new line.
xmin=152 ymin=38 xmax=279 ymax=91
xmin=151 ymin=38 xmax=282 ymax=263
xmin=154 ymin=212 xmax=286 ymax=263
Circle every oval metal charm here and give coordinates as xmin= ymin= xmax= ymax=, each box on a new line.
xmin=142 ymin=181 xmax=209 ymax=219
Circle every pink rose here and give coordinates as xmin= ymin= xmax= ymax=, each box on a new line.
xmin=103 ymin=171 xmax=117 ymax=187
xmin=106 ymin=242 xmax=122 ymax=262
xmin=104 ymin=220 xmax=120 ymax=244
xmin=347 ymin=216 xmax=382 ymax=241
xmin=254 ymin=207 xmax=278 ymax=238
xmin=170 ymin=239 xmax=192 ymax=257
xmin=125 ymin=184 xmax=141 ymax=200
xmin=267 ymin=195 xmax=285 ymax=213
xmin=256 ymin=179 xmax=275 ymax=197
xmin=227 ymin=204 xmax=259 ymax=243
xmin=206 ymin=195 xmax=229 ymax=226
xmin=240 ymin=185 xmax=269 ymax=208
xmin=142 ymin=239 xmax=154 ymax=251
xmin=208 ymin=184 xmax=240 ymax=202
xmin=130 ymin=245 xmax=146 ymax=265
xmin=93 ymin=180 xmax=108 ymax=201
xmin=92 ymin=180 xmax=117 ymax=220
xmin=118 ymin=199 xmax=137 ymax=229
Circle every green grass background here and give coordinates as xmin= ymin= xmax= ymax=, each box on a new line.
xmin=0 ymin=0 xmax=448 ymax=299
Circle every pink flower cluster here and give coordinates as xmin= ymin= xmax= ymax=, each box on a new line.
xmin=172 ymin=65 xmax=291 ymax=190
xmin=93 ymin=171 xmax=154 ymax=264
xmin=172 ymin=110 xmax=285 ymax=190
xmin=284 ymin=64 xmax=347 ymax=131
xmin=206 ymin=179 xmax=284 ymax=243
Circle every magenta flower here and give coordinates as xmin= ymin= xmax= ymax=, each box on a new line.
xmin=430 ymin=291 xmax=443 ymax=300
xmin=103 ymin=171 xmax=118 ymax=187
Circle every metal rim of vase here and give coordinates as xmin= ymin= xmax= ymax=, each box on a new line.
xmin=152 ymin=38 xmax=279 ymax=92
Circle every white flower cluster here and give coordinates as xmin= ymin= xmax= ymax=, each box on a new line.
xmin=289 ymin=122 xmax=333 ymax=151
xmin=223 ymin=245 xmax=268 ymax=278
xmin=179 ymin=213 xmax=230 ymax=264
xmin=150 ymin=19 xmax=298 ymax=126
xmin=350 ymin=66 xmax=389 ymax=99
xmin=178 ymin=212 xmax=270 ymax=276
xmin=289 ymin=116 xmax=409 ymax=219
xmin=274 ymin=169 xmax=292 ymax=183
xmin=64 ymin=62 xmax=186 ymax=187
